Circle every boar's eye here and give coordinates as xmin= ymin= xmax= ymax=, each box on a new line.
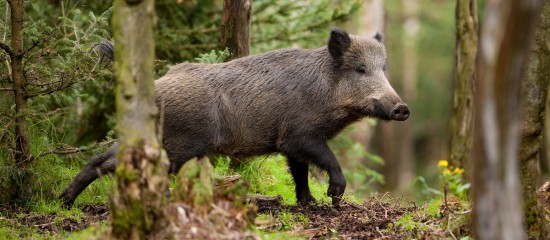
xmin=355 ymin=67 xmax=367 ymax=74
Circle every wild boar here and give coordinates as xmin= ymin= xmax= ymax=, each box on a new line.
xmin=60 ymin=28 xmax=409 ymax=207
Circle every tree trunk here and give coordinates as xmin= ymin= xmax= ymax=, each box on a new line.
xmin=379 ymin=0 xmax=418 ymax=192
xmin=449 ymin=0 xmax=477 ymax=172
xmin=7 ymin=0 xmax=32 ymax=168
xmin=520 ymin=2 xmax=550 ymax=239
xmin=220 ymin=0 xmax=251 ymax=60
xmin=472 ymin=0 xmax=546 ymax=239
xmin=378 ymin=1 xmax=395 ymax=191
xmin=110 ymin=0 xmax=169 ymax=239
xmin=395 ymin=0 xmax=418 ymax=191
xmin=341 ymin=0 xmax=383 ymax=169
xmin=351 ymin=0 xmax=383 ymax=153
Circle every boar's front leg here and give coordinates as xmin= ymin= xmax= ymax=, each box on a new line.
xmin=282 ymin=138 xmax=346 ymax=206
xmin=287 ymin=159 xmax=317 ymax=205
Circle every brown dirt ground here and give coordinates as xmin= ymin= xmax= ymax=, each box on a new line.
xmin=1 ymin=204 xmax=108 ymax=234
xmin=257 ymin=198 xmax=416 ymax=239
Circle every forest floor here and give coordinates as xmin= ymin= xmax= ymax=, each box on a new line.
xmin=0 ymin=193 xmax=471 ymax=239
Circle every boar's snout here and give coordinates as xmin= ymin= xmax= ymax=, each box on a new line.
xmin=391 ymin=103 xmax=410 ymax=121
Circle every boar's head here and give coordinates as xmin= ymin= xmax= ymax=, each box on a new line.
xmin=328 ymin=28 xmax=410 ymax=121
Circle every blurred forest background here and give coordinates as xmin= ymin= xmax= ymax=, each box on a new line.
xmin=0 ymin=0 xmax=521 ymax=206
xmin=4 ymin=0 xmax=550 ymax=238
xmin=0 ymin=0 xmax=483 ymax=203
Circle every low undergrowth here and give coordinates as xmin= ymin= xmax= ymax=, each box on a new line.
xmin=0 ymin=153 xmax=473 ymax=239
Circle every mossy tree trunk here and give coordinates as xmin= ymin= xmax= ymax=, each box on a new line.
xmin=5 ymin=0 xmax=32 ymax=168
xmin=110 ymin=0 xmax=169 ymax=239
xmin=449 ymin=0 xmax=477 ymax=172
xmin=520 ymin=1 xmax=550 ymax=239
xmin=0 ymin=0 xmax=32 ymax=204
xmin=472 ymin=0 xmax=546 ymax=239
xmin=220 ymin=0 xmax=251 ymax=60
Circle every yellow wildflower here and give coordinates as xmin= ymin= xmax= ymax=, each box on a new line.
xmin=438 ymin=160 xmax=448 ymax=168
xmin=453 ymin=167 xmax=464 ymax=174
xmin=443 ymin=168 xmax=451 ymax=175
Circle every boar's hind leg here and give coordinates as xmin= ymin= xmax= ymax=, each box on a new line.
xmin=60 ymin=144 xmax=117 ymax=208
xmin=287 ymin=159 xmax=316 ymax=205
xmin=282 ymin=138 xmax=346 ymax=206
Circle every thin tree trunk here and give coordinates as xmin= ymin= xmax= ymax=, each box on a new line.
xmin=449 ymin=0 xmax=477 ymax=172
xmin=395 ymin=0 xmax=418 ymax=191
xmin=520 ymin=2 xmax=550 ymax=238
xmin=7 ymin=0 xmax=32 ymax=168
xmin=110 ymin=0 xmax=169 ymax=239
xmin=472 ymin=0 xmax=546 ymax=239
xmin=220 ymin=0 xmax=251 ymax=60
xmin=342 ymin=0 xmax=383 ymax=167
xmin=378 ymin=2 xmax=395 ymax=190
xmin=352 ymin=0 xmax=384 ymax=150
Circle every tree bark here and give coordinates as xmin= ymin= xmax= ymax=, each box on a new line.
xmin=110 ymin=0 xmax=169 ymax=239
xmin=449 ymin=0 xmax=477 ymax=172
xmin=472 ymin=0 xmax=547 ymax=239
xmin=220 ymin=0 xmax=251 ymax=60
xmin=7 ymin=0 xmax=32 ymax=168
xmin=395 ymin=0 xmax=418 ymax=191
xmin=520 ymin=2 xmax=550 ymax=239
xmin=350 ymin=0 xmax=383 ymax=157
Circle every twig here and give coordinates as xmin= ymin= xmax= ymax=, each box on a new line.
xmin=342 ymin=199 xmax=369 ymax=211
xmin=452 ymin=209 xmax=472 ymax=215
xmin=0 ymin=87 xmax=13 ymax=91
xmin=2 ymin=2 xmax=11 ymax=77
xmin=373 ymin=192 xmax=390 ymax=218
xmin=33 ymin=222 xmax=53 ymax=228
xmin=0 ymin=117 xmax=13 ymax=141
xmin=26 ymin=107 xmax=63 ymax=117
xmin=23 ymin=39 xmax=41 ymax=56
xmin=37 ymin=140 xmax=115 ymax=158
xmin=27 ymin=76 xmax=77 ymax=98
xmin=443 ymin=183 xmax=455 ymax=214
xmin=445 ymin=214 xmax=457 ymax=240
xmin=376 ymin=226 xmax=385 ymax=238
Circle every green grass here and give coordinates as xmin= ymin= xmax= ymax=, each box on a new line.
xmin=254 ymin=231 xmax=305 ymax=240
xmin=213 ymin=155 xmax=333 ymax=205
xmin=424 ymin=197 xmax=442 ymax=218
xmin=65 ymin=224 xmax=108 ymax=240
xmin=0 ymin=215 xmax=60 ymax=240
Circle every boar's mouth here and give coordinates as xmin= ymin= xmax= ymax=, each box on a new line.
xmin=352 ymin=102 xmax=393 ymax=121
xmin=352 ymin=99 xmax=410 ymax=121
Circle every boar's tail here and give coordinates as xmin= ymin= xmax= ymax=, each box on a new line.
xmin=90 ymin=40 xmax=114 ymax=68
xmin=59 ymin=143 xmax=118 ymax=208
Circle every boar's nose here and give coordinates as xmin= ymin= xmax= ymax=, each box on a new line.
xmin=391 ymin=103 xmax=410 ymax=121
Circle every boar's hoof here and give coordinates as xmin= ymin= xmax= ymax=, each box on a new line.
xmin=331 ymin=196 xmax=343 ymax=206
xmin=327 ymin=181 xmax=346 ymax=206
xmin=59 ymin=189 xmax=75 ymax=209
xmin=297 ymin=193 xmax=317 ymax=206
xmin=391 ymin=103 xmax=410 ymax=121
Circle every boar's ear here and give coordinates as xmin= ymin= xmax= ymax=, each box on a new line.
xmin=374 ymin=32 xmax=383 ymax=42
xmin=328 ymin=28 xmax=351 ymax=59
